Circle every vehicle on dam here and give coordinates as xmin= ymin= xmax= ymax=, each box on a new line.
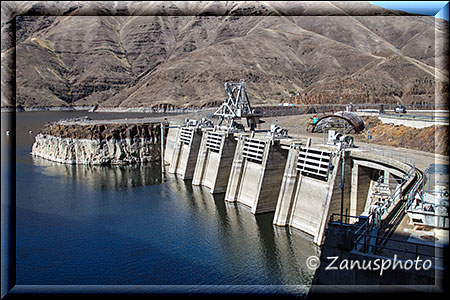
xmin=394 ymin=104 xmax=407 ymax=114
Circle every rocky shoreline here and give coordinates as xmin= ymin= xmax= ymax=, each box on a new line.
xmin=31 ymin=118 xmax=166 ymax=165
xmin=1 ymin=106 xmax=93 ymax=112
xmin=1 ymin=105 xmax=211 ymax=113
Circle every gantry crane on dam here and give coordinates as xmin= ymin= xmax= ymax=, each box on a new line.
xmin=213 ymin=80 xmax=264 ymax=131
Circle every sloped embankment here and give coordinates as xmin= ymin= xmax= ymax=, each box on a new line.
xmin=355 ymin=117 xmax=449 ymax=156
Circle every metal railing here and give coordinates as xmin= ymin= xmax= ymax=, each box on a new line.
xmin=273 ymin=103 xmax=449 ymax=110
xmin=355 ymin=145 xmax=416 ymax=168
xmin=369 ymin=180 xmax=404 ymax=226
xmin=328 ymin=163 xmax=422 ymax=253
xmin=380 ymin=113 xmax=449 ymax=123
xmin=246 ymin=103 xmax=449 ymax=118
xmin=328 ymin=213 xmax=445 ymax=261
xmin=354 ymin=231 xmax=445 ymax=260
xmin=404 ymin=168 xmax=425 ymax=213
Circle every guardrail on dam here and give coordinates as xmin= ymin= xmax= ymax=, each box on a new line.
xmin=378 ymin=113 xmax=449 ymax=128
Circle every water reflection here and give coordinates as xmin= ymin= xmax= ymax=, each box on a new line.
xmin=31 ymin=156 xmax=162 ymax=190
xmin=272 ymin=227 xmax=321 ymax=285
xmin=14 ymin=111 xmax=320 ymax=288
xmin=162 ymin=173 xmax=319 ymax=285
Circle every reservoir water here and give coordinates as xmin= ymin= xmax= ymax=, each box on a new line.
xmin=5 ymin=111 xmax=319 ymax=294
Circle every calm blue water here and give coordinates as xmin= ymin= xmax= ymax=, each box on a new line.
xmin=10 ymin=112 xmax=318 ymax=292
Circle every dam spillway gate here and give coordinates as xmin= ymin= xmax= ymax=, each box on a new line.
xmin=162 ymin=120 xmax=420 ymax=247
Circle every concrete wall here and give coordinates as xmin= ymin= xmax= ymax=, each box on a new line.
xmin=327 ymin=152 xmax=352 ymax=224
xmin=163 ymin=124 xmax=417 ymax=248
xmin=255 ymin=143 xmax=289 ymax=213
xmin=164 ymin=125 xmax=180 ymax=165
xmin=168 ymin=127 xmax=202 ymax=180
xmin=192 ymin=130 xmax=238 ymax=193
xmin=225 ymin=137 xmax=288 ymax=214
xmin=237 ymin=160 xmax=263 ymax=209
xmin=192 ymin=128 xmax=212 ymax=186
xmin=213 ymin=136 xmax=238 ymax=193
xmin=281 ymin=152 xmax=341 ymax=246
xmin=349 ymin=151 xmax=416 ymax=226
xmin=350 ymin=165 xmax=379 ymax=218
xmin=272 ymin=145 xmax=301 ymax=227
xmin=273 ymin=145 xmax=344 ymax=245
xmin=224 ymin=135 xmax=246 ymax=203
xmin=274 ymin=147 xmax=414 ymax=246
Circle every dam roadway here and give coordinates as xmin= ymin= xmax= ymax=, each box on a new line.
xmin=57 ymin=111 xmax=447 ymax=170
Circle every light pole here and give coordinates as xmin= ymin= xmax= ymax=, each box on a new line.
xmin=340 ymin=143 xmax=345 ymax=226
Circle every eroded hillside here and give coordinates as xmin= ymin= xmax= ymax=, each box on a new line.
xmin=2 ymin=1 xmax=449 ymax=109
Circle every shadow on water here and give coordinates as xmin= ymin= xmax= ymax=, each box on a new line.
xmin=14 ymin=152 xmax=320 ymax=290
xmin=162 ymin=173 xmax=319 ymax=286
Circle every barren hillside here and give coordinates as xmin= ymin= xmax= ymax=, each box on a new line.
xmin=2 ymin=1 xmax=448 ymax=109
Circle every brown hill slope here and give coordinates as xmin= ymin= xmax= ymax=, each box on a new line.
xmin=355 ymin=117 xmax=449 ymax=156
xmin=2 ymin=1 xmax=449 ymax=108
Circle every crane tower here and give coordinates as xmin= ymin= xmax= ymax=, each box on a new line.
xmin=213 ymin=80 xmax=263 ymax=131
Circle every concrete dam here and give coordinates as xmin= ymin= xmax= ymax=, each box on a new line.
xmin=29 ymin=111 xmax=442 ymax=286
xmin=30 ymin=82 xmax=420 ymax=247
xmin=163 ymin=122 xmax=417 ymax=246
xmin=30 ymin=79 xmax=446 ymax=288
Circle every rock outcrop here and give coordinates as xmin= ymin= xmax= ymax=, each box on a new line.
xmin=31 ymin=119 xmax=164 ymax=165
